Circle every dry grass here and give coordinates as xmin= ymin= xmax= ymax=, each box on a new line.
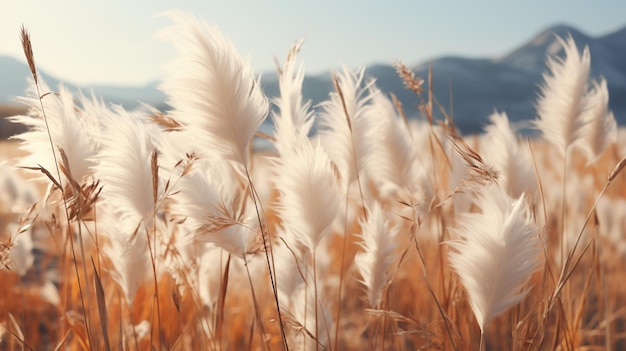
xmin=0 ymin=138 xmax=625 ymax=350
xmin=1 ymin=18 xmax=626 ymax=351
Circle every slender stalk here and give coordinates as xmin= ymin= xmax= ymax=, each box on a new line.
xmin=412 ymin=227 xmax=457 ymax=351
xmin=216 ymin=252 xmax=231 ymax=351
xmin=479 ymin=330 xmax=485 ymax=351
xmin=244 ymin=167 xmax=289 ymax=350
xmin=242 ymin=253 xmax=269 ymax=351
xmin=145 ymin=228 xmax=161 ymax=350
xmin=334 ymin=186 xmax=351 ymax=351
xmin=19 ymin=25 xmax=95 ymax=347
xmin=313 ymin=250 xmax=320 ymax=351
xmin=560 ymin=150 xmax=568 ymax=267
xmin=145 ymin=149 xmax=162 ymax=350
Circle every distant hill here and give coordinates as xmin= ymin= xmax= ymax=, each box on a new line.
xmin=0 ymin=56 xmax=167 ymax=111
xmin=2 ymin=23 xmax=626 ymax=135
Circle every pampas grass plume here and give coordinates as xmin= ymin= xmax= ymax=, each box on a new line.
xmin=275 ymin=140 xmax=340 ymax=254
xmin=272 ymin=40 xmax=315 ymax=157
xmin=175 ymin=160 xmax=258 ymax=258
xmin=449 ymin=185 xmax=543 ymax=332
xmin=158 ymin=10 xmax=268 ymax=165
xmin=577 ymin=78 xmax=617 ymax=164
xmin=94 ymin=108 xmax=156 ymax=225
xmin=318 ymin=67 xmax=377 ymax=186
xmin=534 ymin=34 xmax=590 ymax=155
xmin=11 ymin=80 xmax=99 ymax=186
xmin=483 ymin=111 xmax=537 ymax=199
xmin=354 ymin=201 xmax=398 ymax=308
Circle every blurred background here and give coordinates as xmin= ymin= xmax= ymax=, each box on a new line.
xmin=2 ymin=0 xmax=625 ymax=136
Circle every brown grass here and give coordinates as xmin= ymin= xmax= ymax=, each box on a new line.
xmin=0 ymin=139 xmax=625 ymax=350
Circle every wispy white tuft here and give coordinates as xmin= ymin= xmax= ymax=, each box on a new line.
xmin=175 ymin=160 xmax=258 ymax=258
xmin=449 ymin=185 xmax=543 ymax=332
xmin=289 ymin=280 xmax=334 ymax=351
xmin=365 ymin=88 xmax=429 ymax=208
xmin=354 ymin=201 xmax=399 ymax=308
xmin=0 ymin=162 xmax=38 ymax=214
xmin=158 ymin=10 xmax=268 ymax=165
xmin=596 ymin=197 xmax=626 ymax=257
xmin=577 ymin=78 xmax=617 ymax=164
xmin=6 ymin=224 xmax=34 ymax=277
xmin=104 ymin=223 xmax=152 ymax=304
xmin=318 ymin=67 xmax=379 ymax=186
xmin=93 ymin=108 xmax=157 ymax=227
xmin=273 ymin=236 xmax=307 ymax=309
xmin=92 ymin=108 xmax=157 ymax=304
xmin=271 ymin=40 xmax=315 ymax=157
xmin=274 ymin=140 xmax=341 ymax=254
xmin=483 ymin=111 xmax=537 ymax=199
xmin=534 ymin=35 xmax=590 ymax=155
xmin=10 ymin=79 xmax=99 ymax=186
xmin=196 ymin=244 xmax=225 ymax=310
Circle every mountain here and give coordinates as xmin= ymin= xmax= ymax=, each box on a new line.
xmin=260 ymin=23 xmax=626 ymax=133
xmin=0 ymin=56 xmax=166 ymax=110
xmin=2 ymin=23 xmax=626 ymax=135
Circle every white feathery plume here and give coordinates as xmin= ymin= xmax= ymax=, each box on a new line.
xmin=10 ymin=79 xmax=99 ymax=186
xmin=576 ymin=78 xmax=617 ymax=164
xmin=196 ymin=244 xmax=225 ymax=310
xmin=443 ymin=136 xmax=474 ymax=214
xmin=289 ymin=278 xmax=334 ymax=351
xmin=6 ymin=224 xmax=34 ymax=277
xmin=0 ymin=162 xmax=38 ymax=214
xmin=271 ymin=40 xmax=315 ymax=157
xmin=91 ymin=108 xmax=157 ymax=303
xmin=175 ymin=159 xmax=258 ymax=258
xmin=534 ymin=35 xmax=590 ymax=155
xmin=365 ymin=88 xmax=429 ymax=207
xmin=158 ymin=10 xmax=268 ymax=165
xmin=273 ymin=236 xmax=307 ymax=310
xmin=274 ymin=140 xmax=341 ymax=254
xmin=596 ymin=197 xmax=626 ymax=257
xmin=354 ymin=201 xmax=399 ymax=308
xmin=39 ymin=280 xmax=60 ymax=306
xmin=483 ymin=111 xmax=537 ymax=199
xmin=318 ymin=67 xmax=379 ymax=187
xmin=103 ymin=222 xmax=152 ymax=304
xmin=448 ymin=185 xmax=543 ymax=332
xmin=93 ymin=107 xmax=157 ymax=227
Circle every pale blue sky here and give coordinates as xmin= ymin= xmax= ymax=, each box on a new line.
xmin=2 ymin=1 xmax=625 ymax=86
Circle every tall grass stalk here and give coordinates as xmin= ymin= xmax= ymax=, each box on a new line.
xmin=244 ymin=167 xmax=290 ymax=351
xmin=19 ymin=24 xmax=95 ymax=348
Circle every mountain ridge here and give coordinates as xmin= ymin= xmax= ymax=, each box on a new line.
xmin=2 ymin=23 xmax=625 ymax=134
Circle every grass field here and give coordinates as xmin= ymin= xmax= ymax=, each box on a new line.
xmin=1 ymin=11 xmax=626 ymax=351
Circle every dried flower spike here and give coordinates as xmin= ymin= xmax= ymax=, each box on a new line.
xmin=20 ymin=24 xmax=37 ymax=84
xmin=394 ymin=60 xmax=424 ymax=96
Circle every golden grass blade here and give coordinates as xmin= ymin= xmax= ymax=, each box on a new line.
xmin=92 ymin=258 xmax=111 ymax=351
xmin=151 ymin=148 xmax=159 ymax=206
xmin=7 ymin=313 xmax=32 ymax=351
xmin=215 ymin=253 xmax=231 ymax=346
xmin=20 ymin=165 xmax=62 ymax=190
xmin=52 ymin=330 xmax=73 ymax=351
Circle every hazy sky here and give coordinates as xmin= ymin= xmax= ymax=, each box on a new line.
xmin=2 ymin=1 xmax=625 ymax=86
